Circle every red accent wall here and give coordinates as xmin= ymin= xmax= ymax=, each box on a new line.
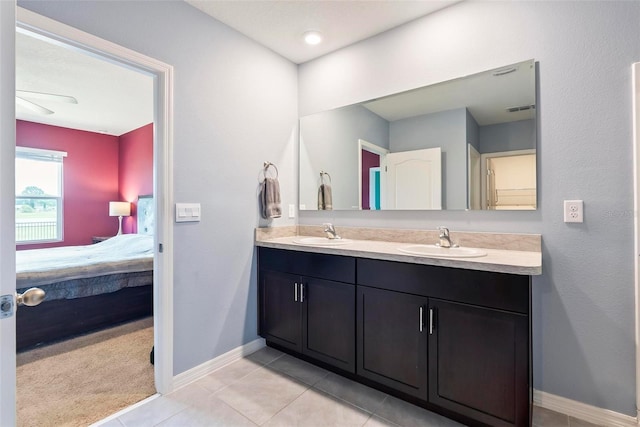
xmin=16 ymin=120 xmax=153 ymax=249
xmin=361 ymin=150 xmax=380 ymax=210
xmin=118 ymin=123 xmax=153 ymax=234
xmin=16 ymin=120 xmax=119 ymax=249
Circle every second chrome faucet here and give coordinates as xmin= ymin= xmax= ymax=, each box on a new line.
xmin=437 ymin=226 xmax=457 ymax=248
xmin=323 ymin=223 xmax=341 ymax=239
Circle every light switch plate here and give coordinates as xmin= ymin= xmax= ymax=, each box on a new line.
xmin=288 ymin=204 xmax=295 ymax=218
xmin=176 ymin=203 xmax=201 ymax=222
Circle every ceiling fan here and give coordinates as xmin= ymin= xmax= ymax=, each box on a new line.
xmin=16 ymin=90 xmax=78 ymax=115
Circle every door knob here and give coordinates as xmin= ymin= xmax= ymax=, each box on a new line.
xmin=16 ymin=287 xmax=45 ymax=307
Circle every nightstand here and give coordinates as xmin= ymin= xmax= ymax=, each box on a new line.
xmin=92 ymin=236 xmax=111 ymax=244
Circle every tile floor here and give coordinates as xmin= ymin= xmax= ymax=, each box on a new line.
xmin=99 ymin=346 xmax=603 ymax=427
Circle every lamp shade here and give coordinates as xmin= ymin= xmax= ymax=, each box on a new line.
xmin=109 ymin=201 xmax=131 ymax=217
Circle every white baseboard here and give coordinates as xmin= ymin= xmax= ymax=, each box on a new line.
xmin=534 ymin=389 xmax=638 ymax=427
xmin=172 ymin=338 xmax=266 ymax=390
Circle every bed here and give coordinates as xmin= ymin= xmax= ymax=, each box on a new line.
xmin=16 ymin=195 xmax=155 ymax=351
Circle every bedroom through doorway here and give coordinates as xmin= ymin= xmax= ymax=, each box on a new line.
xmin=14 ymin=27 xmax=157 ymax=426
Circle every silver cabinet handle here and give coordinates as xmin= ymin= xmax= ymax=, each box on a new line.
xmin=300 ymin=283 xmax=305 ymax=303
xmin=294 ymin=283 xmax=298 ymax=302
xmin=429 ymin=308 xmax=434 ymax=335
xmin=419 ymin=306 xmax=424 ymax=332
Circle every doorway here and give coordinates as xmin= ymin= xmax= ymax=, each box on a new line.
xmin=0 ymin=7 xmax=175 ymax=425
xmin=358 ymin=139 xmax=389 ymax=210
xmin=480 ymin=149 xmax=536 ymax=210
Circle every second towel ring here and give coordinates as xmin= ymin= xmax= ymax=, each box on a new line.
xmin=261 ymin=161 xmax=279 ymax=181
xmin=320 ymin=171 xmax=331 ymax=184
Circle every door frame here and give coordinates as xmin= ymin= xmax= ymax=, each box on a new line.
xmin=632 ymin=61 xmax=640 ymax=421
xmin=15 ymin=7 xmax=175 ymax=397
xmin=357 ymin=139 xmax=388 ymax=210
xmin=0 ymin=1 xmax=17 ymax=424
xmin=467 ymin=143 xmax=481 ymax=210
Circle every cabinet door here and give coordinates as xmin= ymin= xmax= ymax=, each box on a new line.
xmin=428 ymin=299 xmax=529 ymax=427
xmin=303 ymin=277 xmax=355 ymax=373
xmin=357 ymin=286 xmax=428 ymax=400
xmin=259 ymin=270 xmax=302 ymax=352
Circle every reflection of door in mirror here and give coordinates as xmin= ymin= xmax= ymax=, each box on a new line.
xmin=358 ymin=139 xmax=389 ymax=210
xmin=481 ymin=150 xmax=536 ymax=210
xmin=468 ymin=144 xmax=481 ymax=210
xmin=383 ymin=147 xmax=442 ymax=210
xmin=369 ymin=167 xmax=381 ymax=210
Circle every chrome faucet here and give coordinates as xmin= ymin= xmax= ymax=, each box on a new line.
xmin=437 ymin=226 xmax=457 ymax=248
xmin=323 ymin=223 xmax=341 ymax=239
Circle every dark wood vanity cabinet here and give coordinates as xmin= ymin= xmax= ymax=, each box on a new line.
xmin=258 ymin=248 xmax=356 ymax=373
xmin=428 ymin=299 xmax=529 ymax=427
xmin=258 ymin=247 xmax=532 ymax=427
xmin=357 ymin=286 xmax=429 ymax=400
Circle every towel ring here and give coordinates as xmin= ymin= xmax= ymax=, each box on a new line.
xmin=320 ymin=171 xmax=332 ymax=184
xmin=261 ymin=161 xmax=279 ymax=182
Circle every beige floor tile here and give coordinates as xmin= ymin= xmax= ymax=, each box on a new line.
xmin=166 ymin=382 xmax=215 ymax=406
xmin=363 ymin=415 xmax=402 ymax=426
xmin=207 ymin=357 xmax=265 ymax=386
xmin=246 ymin=346 xmax=284 ymax=365
xmin=315 ymin=372 xmax=388 ymax=414
xmin=96 ymin=418 xmax=125 ymax=427
xmin=373 ymin=395 xmax=464 ymax=427
xmin=266 ymin=354 xmax=329 ymax=386
xmin=569 ymin=416 xmax=605 ymax=427
xmin=215 ymin=366 xmax=309 ymax=425
xmin=156 ymin=394 xmax=257 ymax=427
xmin=263 ymin=388 xmax=371 ymax=427
xmin=117 ymin=395 xmax=187 ymax=427
xmin=533 ymin=406 xmax=569 ymax=427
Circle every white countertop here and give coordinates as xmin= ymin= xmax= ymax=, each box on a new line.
xmin=256 ymin=235 xmax=542 ymax=276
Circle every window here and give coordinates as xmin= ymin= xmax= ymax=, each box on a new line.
xmin=15 ymin=147 xmax=67 ymax=244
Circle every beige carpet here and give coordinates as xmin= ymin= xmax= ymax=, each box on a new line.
xmin=17 ymin=317 xmax=155 ymax=427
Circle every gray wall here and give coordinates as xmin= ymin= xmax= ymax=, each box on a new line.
xmin=479 ymin=119 xmax=536 ymax=154
xmin=389 ymin=108 xmax=467 ymax=210
xmin=299 ymin=104 xmax=388 ymax=210
xmin=299 ymin=0 xmax=640 ymax=416
xmin=18 ymin=0 xmax=299 ymax=375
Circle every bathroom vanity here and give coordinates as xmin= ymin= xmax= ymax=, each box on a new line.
xmin=256 ymin=227 xmax=541 ymax=427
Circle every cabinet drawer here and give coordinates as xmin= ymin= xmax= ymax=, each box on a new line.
xmin=357 ymin=258 xmax=530 ymax=314
xmin=259 ymin=247 xmax=355 ymax=284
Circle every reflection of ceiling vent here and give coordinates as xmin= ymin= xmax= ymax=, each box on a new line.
xmin=493 ymin=67 xmax=517 ymax=76
xmin=506 ymin=105 xmax=535 ymax=113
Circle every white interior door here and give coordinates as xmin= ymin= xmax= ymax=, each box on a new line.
xmin=0 ymin=1 xmax=17 ymax=424
xmin=384 ymin=147 xmax=442 ymax=210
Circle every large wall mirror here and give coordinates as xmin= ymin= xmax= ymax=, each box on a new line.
xmin=299 ymin=59 xmax=537 ymax=211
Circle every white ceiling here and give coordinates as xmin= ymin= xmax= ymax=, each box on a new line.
xmin=185 ymin=0 xmax=460 ymax=64
xmin=16 ymin=1 xmax=460 ymax=135
xmin=16 ymin=31 xmax=153 ymax=136
xmin=363 ymin=60 xmax=536 ymax=125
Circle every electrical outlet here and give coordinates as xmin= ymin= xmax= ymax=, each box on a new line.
xmin=288 ymin=204 xmax=295 ymax=219
xmin=563 ymin=200 xmax=583 ymax=223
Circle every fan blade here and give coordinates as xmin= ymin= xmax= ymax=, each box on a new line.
xmin=16 ymin=90 xmax=78 ymax=104
xmin=16 ymin=96 xmax=55 ymax=115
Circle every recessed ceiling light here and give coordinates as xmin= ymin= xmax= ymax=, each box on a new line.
xmin=303 ymin=31 xmax=323 ymax=46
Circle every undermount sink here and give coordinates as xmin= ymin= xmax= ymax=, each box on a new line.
xmin=397 ymin=245 xmax=487 ymax=258
xmin=292 ymin=237 xmax=353 ymax=246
